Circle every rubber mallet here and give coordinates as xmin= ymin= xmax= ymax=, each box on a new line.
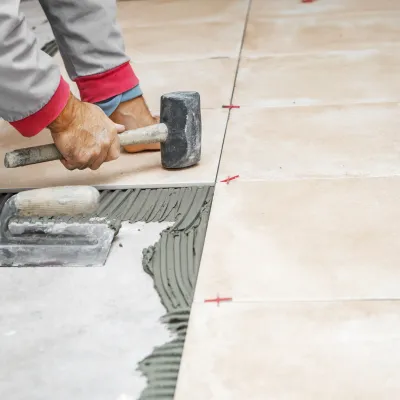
xmin=4 ymin=91 xmax=201 ymax=170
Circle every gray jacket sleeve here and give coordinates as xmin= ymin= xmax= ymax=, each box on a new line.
xmin=38 ymin=0 xmax=138 ymax=104
xmin=0 ymin=0 xmax=69 ymax=136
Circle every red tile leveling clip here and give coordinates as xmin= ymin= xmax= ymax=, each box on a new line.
xmin=222 ymin=104 xmax=240 ymax=109
xmin=220 ymin=175 xmax=239 ymax=184
xmin=204 ymin=295 xmax=233 ymax=306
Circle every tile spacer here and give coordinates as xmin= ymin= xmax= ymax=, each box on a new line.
xmin=222 ymin=104 xmax=241 ymax=109
xmin=220 ymin=175 xmax=239 ymax=184
xmin=204 ymin=295 xmax=233 ymax=306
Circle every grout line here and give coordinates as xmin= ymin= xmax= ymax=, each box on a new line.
xmin=214 ymin=0 xmax=253 ymax=183
xmin=241 ymin=46 xmax=400 ymax=60
xmin=149 ymin=100 xmax=400 ymax=113
xmin=194 ymin=298 xmax=400 ymax=305
xmin=132 ymin=55 xmax=239 ymax=65
xmin=220 ymin=100 xmax=400 ymax=110
xmin=0 ymin=182 xmax=216 ymax=194
xmin=213 ymin=175 xmax=400 ymax=185
xmin=244 ymin=9 xmax=400 ymax=20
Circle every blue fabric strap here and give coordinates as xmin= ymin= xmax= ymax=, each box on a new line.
xmin=95 ymin=84 xmax=143 ymax=116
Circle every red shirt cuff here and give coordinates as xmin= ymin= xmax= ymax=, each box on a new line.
xmin=10 ymin=77 xmax=70 ymax=138
xmin=75 ymin=62 xmax=139 ymax=104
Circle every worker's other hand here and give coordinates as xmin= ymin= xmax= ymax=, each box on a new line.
xmin=110 ymin=95 xmax=160 ymax=153
xmin=48 ymin=93 xmax=125 ymax=170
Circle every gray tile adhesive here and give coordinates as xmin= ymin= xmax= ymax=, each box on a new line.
xmin=0 ymin=186 xmax=214 ymax=399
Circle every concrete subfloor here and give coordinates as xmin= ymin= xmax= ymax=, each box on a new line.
xmin=0 ymin=222 xmax=174 ymax=400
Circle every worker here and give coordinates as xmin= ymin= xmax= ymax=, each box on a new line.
xmin=0 ymin=0 xmax=159 ymax=171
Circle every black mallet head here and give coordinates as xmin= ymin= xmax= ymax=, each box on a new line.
xmin=160 ymin=91 xmax=201 ymax=169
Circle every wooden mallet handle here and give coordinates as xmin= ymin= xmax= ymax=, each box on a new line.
xmin=4 ymin=124 xmax=168 ymax=168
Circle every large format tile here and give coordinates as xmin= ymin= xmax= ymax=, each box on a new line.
xmin=175 ymin=301 xmax=400 ymax=400
xmin=117 ymin=0 xmax=246 ymax=62
xmin=194 ymin=178 xmax=400 ymax=302
xmin=117 ymin=0 xmax=249 ymax=27
xmin=54 ymin=55 xmax=237 ymax=111
xmin=250 ymin=0 xmax=400 ymax=18
xmin=219 ymin=104 xmax=400 ymax=181
xmin=243 ymin=12 xmax=400 ymax=57
xmin=134 ymin=58 xmax=237 ymax=111
xmin=0 ymin=109 xmax=227 ymax=190
xmin=123 ymin=21 xmax=244 ymax=63
xmin=234 ymin=50 xmax=400 ymax=107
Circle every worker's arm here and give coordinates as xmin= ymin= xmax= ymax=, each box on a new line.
xmin=0 ymin=1 xmax=124 ymax=170
xmin=0 ymin=1 xmax=69 ymax=136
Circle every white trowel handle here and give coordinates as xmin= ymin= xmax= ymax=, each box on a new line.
xmin=9 ymin=186 xmax=100 ymax=218
xmin=4 ymin=124 xmax=168 ymax=168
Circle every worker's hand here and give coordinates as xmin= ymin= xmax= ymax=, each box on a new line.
xmin=48 ymin=93 xmax=125 ymax=170
xmin=110 ymin=95 xmax=160 ymax=153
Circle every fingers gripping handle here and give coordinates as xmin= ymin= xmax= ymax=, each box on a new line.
xmin=4 ymin=124 xmax=168 ymax=168
xmin=118 ymin=123 xmax=168 ymax=146
xmin=10 ymin=186 xmax=100 ymax=217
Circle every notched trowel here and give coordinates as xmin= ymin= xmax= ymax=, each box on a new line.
xmin=0 ymin=186 xmax=116 ymax=267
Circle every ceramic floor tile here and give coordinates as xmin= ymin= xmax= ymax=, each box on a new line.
xmin=122 ymin=21 xmax=244 ymax=63
xmin=0 ymin=109 xmax=227 ymax=190
xmin=219 ymin=104 xmax=400 ymax=181
xmin=194 ymin=178 xmax=400 ymax=302
xmin=250 ymin=0 xmax=400 ymax=18
xmin=134 ymin=58 xmax=237 ymax=111
xmin=243 ymin=12 xmax=400 ymax=57
xmin=175 ymin=301 xmax=400 ymax=400
xmin=117 ymin=0 xmax=249 ymax=27
xmin=234 ymin=50 xmax=400 ymax=107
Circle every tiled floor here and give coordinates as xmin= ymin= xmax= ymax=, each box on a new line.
xmin=174 ymin=0 xmax=400 ymax=398
xmin=9 ymin=0 xmax=400 ymax=397
xmin=0 ymin=109 xmax=228 ymax=190
xmin=0 ymin=0 xmax=247 ymax=190
xmin=176 ymin=301 xmax=400 ymax=399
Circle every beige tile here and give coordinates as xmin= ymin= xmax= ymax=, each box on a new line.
xmin=219 ymin=104 xmax=400 ymax=180
xmin=175 ymin=301 xmax=400 ymax=400
xmin=243 ymin=12 xmax=400 ymax=57
xmin=117 ymin=0 xmax=249 ymax=27
xmin=234 ymin=50 xmax=400 ymax=107
xmin=250 ymin=0 xmax=400 ymax=18
xmin=194 ymin=179 xmax=400 ymax=302
xmin=122 ymin=21 xmax=243 ymax=62
xmin=134 ymin=58 xmax=237 ymax=111
xmin=0 ymin=109 xmax=227 ymax=190
xmin=54 ymin=54 xmax=237 ymax=110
